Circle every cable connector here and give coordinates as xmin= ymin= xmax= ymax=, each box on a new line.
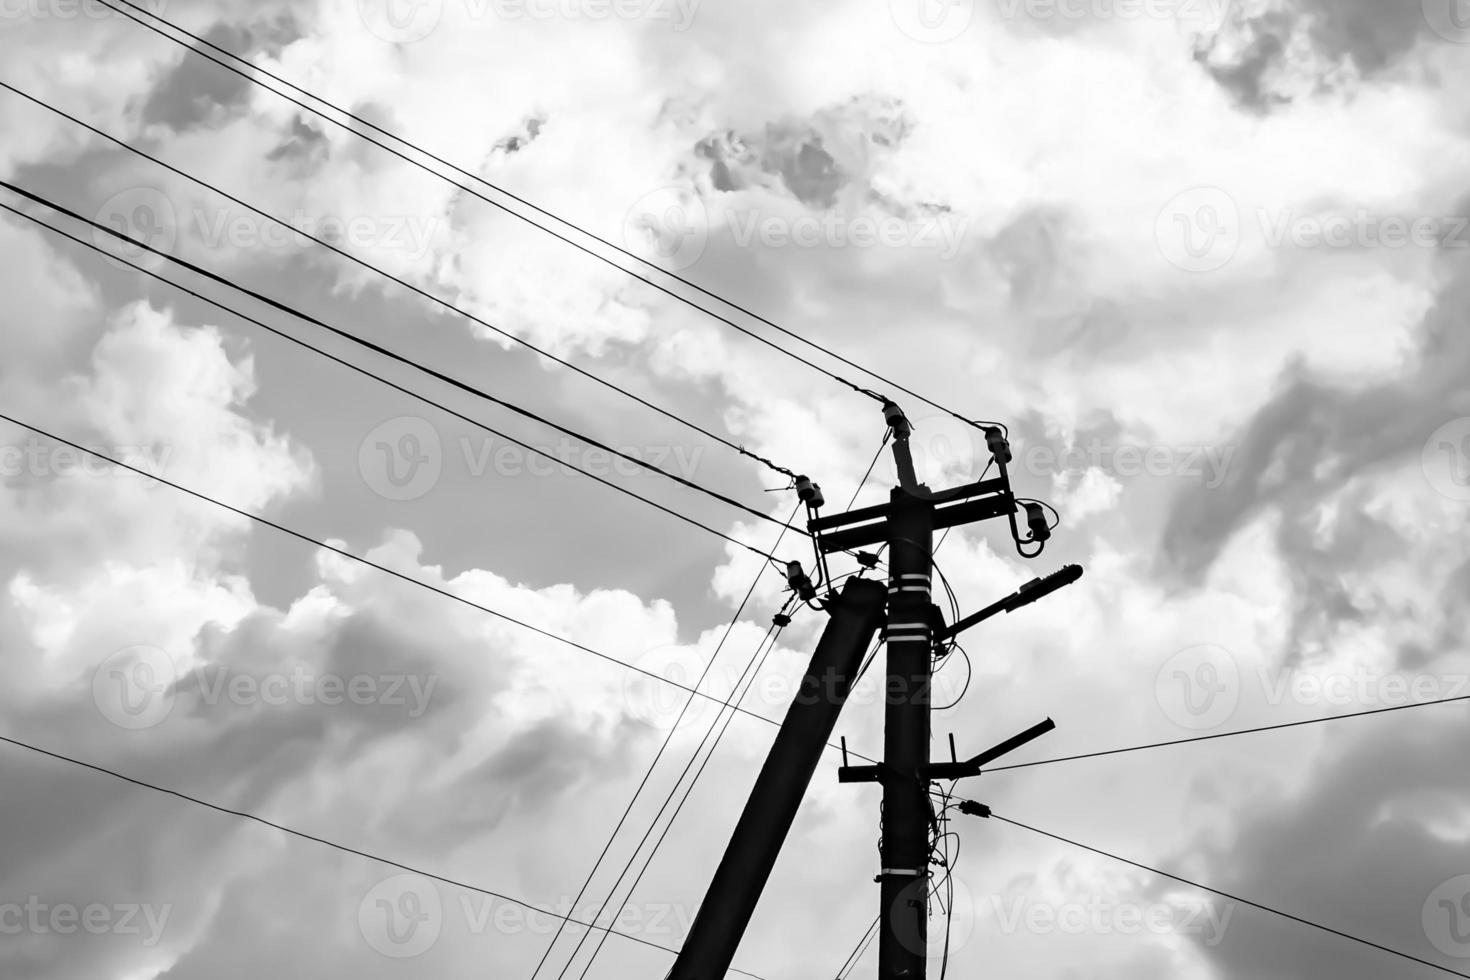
xmin=772 ymin=613 xmax=793 ymax=628
xmin=983 ymin=426 xmax=1012 ymax=466
xmin=882 ymin=399 xmax=911 ymax=440
xmin=1022 ymin=501 xmax=1051 ymax=544
xmin=794 ymin=475 xmax=825 ymax=509
xmin=957 ymin=801 xmax=992 ymax=819
xmin=785 ymin=561 xmax=818 ymax=602
xmin=856 ymin=551 xmax=880 ymax=569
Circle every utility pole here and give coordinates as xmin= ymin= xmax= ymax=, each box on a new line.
xmin=668 ymin=575 xmax=886 ymax=980
xmin=671 ymin=401 xmax=1081 ymax=980
xmin=878 ymin=484 xmax=935 ymax=980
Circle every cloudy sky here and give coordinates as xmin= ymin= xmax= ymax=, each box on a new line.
xmin=2 ymin=0 xmax=1469 ymax=977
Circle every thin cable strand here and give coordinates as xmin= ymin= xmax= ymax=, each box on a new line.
xmin=0 ymin=198 xmax=779 ymax=561
xmin=0 ymin=181 xmax=796 ymax=538
xmin=0 ymin=732 xmax=772 ymax=979
xmin=0 ymin=80 xmax=798 ymax=482
xmin=992 ymin=812 xmax=1470 ymax=979
xmin=92 ymin=0 xmax=1010 ymax=436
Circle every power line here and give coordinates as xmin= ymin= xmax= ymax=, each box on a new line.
xmin=93 ymin=0 xmax=1008 ymax=436
xmin=0 ymin=79 xmax=799 ymax=483
xmin=834 ymin=915 xmax=880 ymax=980
xmin=530 ymin=509 xmax=801 ymax=980
xmin=0 ymin=198 xmax=779 ymax=562
xmin=0 ymin=408 xmax=775 ymax=722
xmin=0 ymin=181 xmax=800 ymax=543
xmin=985 ymin=695 xmax=1470 ymax=773
xmin=572 ymin=597 xmax=794 ymax=980
xmin=0 ymin=731 xmax=772 ymax=980
xmin=0 ymin=407 xmax=884 ymax=770
xmin=990 ymin=812 xmax=1470 ymax=979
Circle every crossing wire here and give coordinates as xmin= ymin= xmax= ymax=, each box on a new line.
xmin=984 ymin=694 xmax=1470 ymax=773
xmin=578 ymin=431 xmax=898 ymax=980
xmin=574 ymin=596 xmax=797 ymax=980
xmin=834 ymin=915 xmax=880 ymax=980
xmin=0 ymin=79 xmax=799 ymax=482
xmin=0 ymin=181 xmax=801 ymax=544
xmin=0 ymin=731 xmax=773 ymax=980
xmin=94 ymin=0 xmax=1009 ymax=436
xmin=0 ymin=407 xmax=884 ymax=768
xmin=990 ymin=811 xmax=1470 ymax=979
xmin=529 ymin=508 xmax=802 ymax=980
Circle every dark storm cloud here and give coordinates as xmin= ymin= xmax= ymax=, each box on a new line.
xmin=1196 ymin=0 xmax=1457 ymax=110
xmin=1160 ymin=252 xmax=1470 ymax=584
xmin=138 ymin=8 xmax=309 ymax=132
xmin=1156 ymin=712 xmax=1470 ymax=979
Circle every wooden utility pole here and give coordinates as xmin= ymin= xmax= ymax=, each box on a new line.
xmin=668 ymin=576 xmax=886 ymax=980
xmin=671 ymin=402 xmax=1079 ymax=980
xmin=877 ymin=485 xmax=936 ymax=980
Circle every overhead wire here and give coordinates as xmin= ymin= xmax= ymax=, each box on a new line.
xmin=567 ymin=605 xmax=796 ymax=980
xmin=983 ymin=694 xmax=1470 ymax=773
xmin=0 ymin=79 xmax=800 ymax=482
xmin=0 ymin=731 xmax=774 ymax=980
xmin=0 ymin=409 xmax=883 ymax=756
xmin=0 ymin=181 xmax=800 ymax=542
xmin=991 ymin=811 xmax=1470 ymax=979
xmin=92 ymin=0 xmax=1010 ymax=437
xmin=528 ymin=509 xmax=802 ymax=980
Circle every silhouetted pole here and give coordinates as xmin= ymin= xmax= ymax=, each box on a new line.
xmin=668 ymin=576 xmax=886 ymax=980
xmin=878 ymin=485 xmax=936 ymax=980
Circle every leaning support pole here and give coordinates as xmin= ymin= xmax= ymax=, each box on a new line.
xmin=668 ymin=576 xmax=887 ymax=980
